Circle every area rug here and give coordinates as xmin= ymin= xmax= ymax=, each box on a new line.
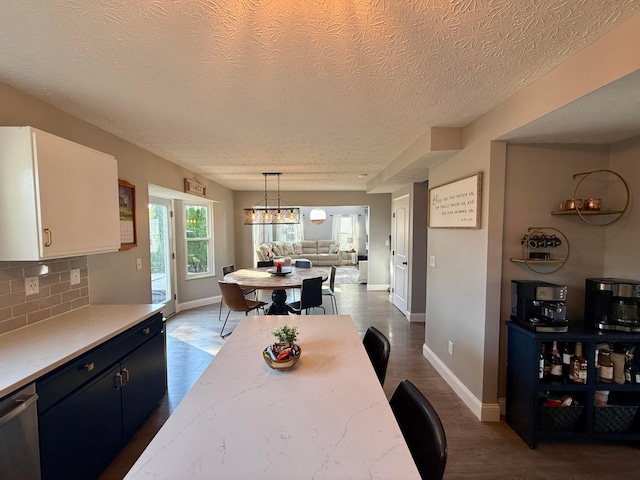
xmin=316 ymin=265 xmax=360 ymax=284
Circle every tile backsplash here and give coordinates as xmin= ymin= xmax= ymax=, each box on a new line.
xmin=0 ymin=256 xmax=89 ymax=335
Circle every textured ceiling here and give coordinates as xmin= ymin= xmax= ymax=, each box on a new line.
xmin=0 ymin=1 xmax=639 ymax=191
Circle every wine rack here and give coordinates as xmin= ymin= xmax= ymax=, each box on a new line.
xmin=506 ymin=321 xmax=640 ymax=448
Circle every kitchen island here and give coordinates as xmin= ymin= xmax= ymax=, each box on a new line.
xmin=126 ymin=314 xmax=420 ymax=479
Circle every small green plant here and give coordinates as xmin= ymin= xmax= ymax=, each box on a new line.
xmin=271 ymin=324 xmax=298 ymax=343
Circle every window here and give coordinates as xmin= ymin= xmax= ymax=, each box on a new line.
xmin=185 ymin=203 xmax=214 ymax=278
xmin=338 ymin=215 xmax=354 ymax=251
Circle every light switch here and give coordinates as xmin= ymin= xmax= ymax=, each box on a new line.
xmin=136 ymin=258 xmax=143 ymax=270
xmin=429 ymin=255 xmax=436 ymax=267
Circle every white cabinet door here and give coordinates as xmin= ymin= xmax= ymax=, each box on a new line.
xmin=0 ymin=127 xmax=120 ymax=260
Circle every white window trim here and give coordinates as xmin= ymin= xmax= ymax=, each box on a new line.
xmin=184 ymin=200 xmax=215 ymax=280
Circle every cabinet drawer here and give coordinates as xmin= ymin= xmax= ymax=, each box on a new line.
xmin=37 ymin=313 xmax=164 ymax=413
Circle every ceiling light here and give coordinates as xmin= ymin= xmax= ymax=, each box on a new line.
xmin=309 ymin=208 xmax=327 ymax=225
xmin=243 ymin=173 xmax=300 ymax=225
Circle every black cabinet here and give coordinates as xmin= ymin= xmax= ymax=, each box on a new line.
xmin=506 ymin=321 xmax=640 ymax=448
xmin=37 ymin=312 xmax=166 ymax=479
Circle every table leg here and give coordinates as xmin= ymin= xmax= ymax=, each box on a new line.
xmin=267 ymin=290 xmax=293 ymax=315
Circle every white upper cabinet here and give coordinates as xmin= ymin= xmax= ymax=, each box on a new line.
xmin=0 ymin=127 xmax=121 ymax=260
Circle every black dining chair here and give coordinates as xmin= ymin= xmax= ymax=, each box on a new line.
xmin=257 ymin=260 xmax=274 ymax=267
xmin=287 ymin=276 xmax=325 ymax=315
xmin=294 ymin=259 xmax=312 ymax=268
xmin=322 ymin=265 xmax=338 ymax=314
xmin=218 ymin=281 xmax=267 ymax=338
xmin=390 ymin=379 xmax=448 ymax=480
xmin=362 ymin=326 xmax=390 ymax=385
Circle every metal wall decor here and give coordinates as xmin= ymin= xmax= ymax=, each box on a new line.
xmin=243 ymin=173 xmax=300 ymax=225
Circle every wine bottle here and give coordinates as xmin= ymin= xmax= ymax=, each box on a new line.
xmin=550 ymin=341 xmax=563 ymax=383
xmin=598 ymin=350 xmax=614 ymax=384
xmin=562 ymin=342 xmax=572 ymax=379
xmin=569 ymin=342 xmax=587 ymax=384
xmin=539 ymin=344 xmax=546 ymax=381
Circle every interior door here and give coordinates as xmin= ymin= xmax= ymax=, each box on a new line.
xmin=392 ymin=195 xmax=410 ymax=315
xmin=149 ymin=196 xmax=176 ymax=316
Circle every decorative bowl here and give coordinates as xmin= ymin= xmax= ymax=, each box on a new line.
xmin=263 ymin=343 xmax=301 ymax=370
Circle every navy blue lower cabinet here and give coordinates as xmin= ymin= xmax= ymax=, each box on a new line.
xmin=39 ymin=366 xmax=122 ymax=480
xmin=506 ymin=321 xmax=640 ymax=448
xmin=37 ymin=313 xmax=166 ymax=479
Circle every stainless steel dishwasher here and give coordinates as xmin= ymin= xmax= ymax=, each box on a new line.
xmin=0 ymin=383 xmax=41 ymax=480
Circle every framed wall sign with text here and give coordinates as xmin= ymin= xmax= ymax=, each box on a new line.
xmin=118 ymin=179 xmax=137 ymax=249
xmin=428 ymin=172 xmax=482 ymax=229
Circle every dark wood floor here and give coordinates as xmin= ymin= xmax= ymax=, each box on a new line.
xmin=101 ymin=284 xmax=640 ymax=480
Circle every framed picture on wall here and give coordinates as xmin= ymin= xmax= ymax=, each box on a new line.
xmin=428 ymin=172 xmax=482 ymax=229
xmin=118 ymin=179 xmax=137 ymax=250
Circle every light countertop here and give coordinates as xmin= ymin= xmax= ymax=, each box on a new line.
xmin=126 ymin=314 xmax=420 ymax=479
xmin=0 ymin=304 xmax=164 ymax=398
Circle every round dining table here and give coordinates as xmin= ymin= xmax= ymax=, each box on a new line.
xmin=223 ymin=266 xmax=328 ymax=314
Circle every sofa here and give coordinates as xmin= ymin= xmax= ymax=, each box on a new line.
xmin=256 ymin=240 xmax=340 ymax=266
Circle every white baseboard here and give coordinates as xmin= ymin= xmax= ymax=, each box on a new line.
xmin=367 ymin=284 xmax=389 ymax=291
xmin=177 ymin=295 xmax=218 ymax=313
xmin=406 ymin=312 xmax=425 ymax=323
xmin=423 ymin=343 xmax=501 ymax=422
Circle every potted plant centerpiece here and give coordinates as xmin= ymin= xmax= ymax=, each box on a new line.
xmin=263 ymin=324 xmax=301 ymax=370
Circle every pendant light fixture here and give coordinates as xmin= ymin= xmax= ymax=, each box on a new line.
xmin=243 ymin=173 xmax=300 ymax=225
xmin=309 ymin=208 xmax=327 ymax=224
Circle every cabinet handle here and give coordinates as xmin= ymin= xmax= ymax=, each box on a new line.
xmin=121 ymin=367 xmax=130 ymax=386
xmin=142 ymin=327 xmax=150 ymax=335
xmin=44 ymin=228 xmax=52 ymax=247
xmin=114 ymin=372 xmax=123 ymax=390
xmin=84 ymin=362 xmax=95 ymax=372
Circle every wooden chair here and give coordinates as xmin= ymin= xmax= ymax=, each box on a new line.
xmin=287 ymin=276 xmax=325 ymax=315
xmin=257 ymin=260 xmax=274 ymax=267
xmin=321 ymin=265 xmax=338 ymax=314
xmin=362 ymin=326 xmax=390 ymax=385
xmin=218 ymin=281 xmax=267 ymax=338
xmin=390 ymin=379 xmax=448 ymax=480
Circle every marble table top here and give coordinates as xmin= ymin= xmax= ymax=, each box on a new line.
xmin=125 ymin=315 xmax=420 ymax=479
xmin=223 ymin=266 xmax=328 ymax=290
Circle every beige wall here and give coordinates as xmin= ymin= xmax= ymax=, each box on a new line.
xmin=606 ymin=135 xmax=640 ymax=277
xmin=423 ymin=12 xmax=640 ymax=419
xmin=0 ymin=80 xmax=237 ymax=312
xmin=233 ymin=190 xmax=391 ymax=288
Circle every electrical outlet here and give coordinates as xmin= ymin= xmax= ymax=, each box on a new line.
xmin=448 ymin=340 xmax=454 ymax=356
xmin=70 ymin=269 xmax=81 ymax=285
xmin=25 ymin=277 xmax=39 ymax=295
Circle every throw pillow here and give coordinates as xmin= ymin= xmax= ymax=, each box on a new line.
xmin=258 ymin=244 xmax=272 ymax=260
xmin=294 ymin=243 xmax=303 ymax=255
xmin=271 ymin=243 xmax=282 ymax=256
xmin=283 ymin=243 xmax=295 ymax=255
xmin=329 ymin=243 xmax=339 ymax=254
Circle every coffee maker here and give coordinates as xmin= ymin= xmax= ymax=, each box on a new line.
xmin=511 ymin=280 xmax=568 ymax=332
xmin=584 ymin=278 xmax=640 ymax=332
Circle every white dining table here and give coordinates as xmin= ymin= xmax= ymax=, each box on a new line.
xmin=125 ymin=315 xmax=420 ymax=479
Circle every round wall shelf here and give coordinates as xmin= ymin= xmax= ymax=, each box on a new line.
xmin=510 ymin=227 xmax=570 ymax=274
